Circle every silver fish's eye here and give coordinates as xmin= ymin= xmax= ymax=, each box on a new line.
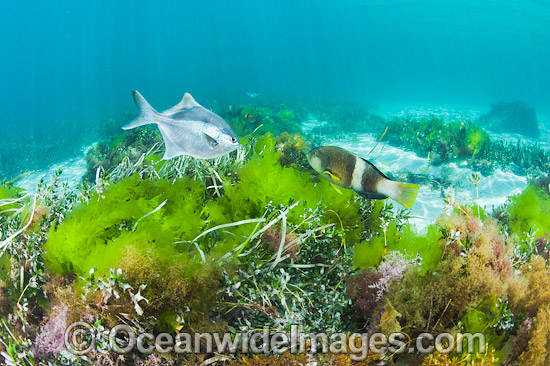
xmin=231 ymin=137 xmax=238 ymax=143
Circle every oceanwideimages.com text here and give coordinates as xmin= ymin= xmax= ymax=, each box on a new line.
xmin=65 ymin=322 xmax=486 ymax=361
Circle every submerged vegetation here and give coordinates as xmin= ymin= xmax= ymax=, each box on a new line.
xmin=218 ymin=103 xmax=306 ymax=137
xmin=300 ymin=101 xmax=549 ymax=178
xmin=371 ymin=115 xmax=548 ymax=178
xmin=2 ymin=100 xmax=550 ymax=365
xmin=384 ymin=116 xmax=550 ymax=177
xmin=386 ymin=117 xmax=491 ymax=164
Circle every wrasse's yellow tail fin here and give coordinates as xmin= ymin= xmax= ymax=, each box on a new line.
xmin=393 ymin=182 xmax=419 ymax=209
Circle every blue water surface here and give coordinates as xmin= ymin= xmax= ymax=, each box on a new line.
xmin=0 ymin=0 xmax=549 ymax=177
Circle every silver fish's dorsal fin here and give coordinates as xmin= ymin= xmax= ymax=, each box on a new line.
xmin=163 ymin=92 xmax=201 ymax=114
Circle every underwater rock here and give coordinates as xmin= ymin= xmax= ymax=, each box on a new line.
xmin=477 ymin=101 xmax=540 ymax=138
xmin=533 ymin=174 xmax=550 ymax=196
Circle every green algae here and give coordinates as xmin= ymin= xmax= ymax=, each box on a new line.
xmin=386 ymin=116 xmax=491 ymax=163
xmin=44 ymin=133 xmax=361 ymax=277
xmin=382 ymin=115 xmax=550 ymax=177
xmin=215 ymin=134 xmax=357 ymax=220
xmin=43 ymin=174 xmax=206 ymax=277
xmin=0 ymin=182 xmax=26 ymax=214
xmin=508 ymin=183 xmax=550 ymax=239
xmin=460 ymin=295 xmax=510 ymax=359
xmin=221 ymin=104 xmax=304 ymax=137
xmin=465 ymin=123 xmax=490 ymax=158
xmin=354 ymin=222 xmax=442 ymax=275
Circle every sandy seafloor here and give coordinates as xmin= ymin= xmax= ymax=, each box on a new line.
xmin=16 ymin=146 xmax=92 ymax=193
xmin=303 ymin=106 xmax=550 ymax=230
xmin=15 ymin=106 xmax=550 ymax=231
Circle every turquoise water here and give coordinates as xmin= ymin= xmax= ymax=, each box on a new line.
xmin=3 ymin=4 xmax=550 ymax=363
xmin=0 ymin=0 xmax=549 ymax=179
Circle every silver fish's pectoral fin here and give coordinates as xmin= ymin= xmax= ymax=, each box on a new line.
xmin=163 ymin=92 xmax=202 ymax=114
xmin=355 ymin=191 xmax=388 ymax=200
xmin=203 ymin=133 xmax=219 ymax=149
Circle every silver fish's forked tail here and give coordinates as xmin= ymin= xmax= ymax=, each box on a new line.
xmin=122 ymin=90 xmax=160 ymax=130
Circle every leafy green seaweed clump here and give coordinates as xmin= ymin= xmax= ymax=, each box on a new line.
xmin=354 ymin=221 xmax=442 ymax=275
xmin=46 ymin=133 xmax=360 ymax=278
xmin=507 ymin=183 xmax=550 ymax=241
xmin=210 ymin=133 xmax=359 ymax=228
xmin=0 ymin=182 xmax=26 ymax=213
xmin=44 ymin=174 xmax=205 ymax=277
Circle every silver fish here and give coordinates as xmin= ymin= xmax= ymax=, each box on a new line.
xmin=122 ymin=91 xmax=240 ymax=159
xmin=246 ymin=91 xmax=261 ymax=98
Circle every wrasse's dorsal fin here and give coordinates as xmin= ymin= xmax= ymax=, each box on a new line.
xmin=163 ymin=92 xmax=201 ymax=114
xmin=359 ymin=157 xmax=391 ymax=180
xmin=323 ymin=169 xmax=341 ymax=182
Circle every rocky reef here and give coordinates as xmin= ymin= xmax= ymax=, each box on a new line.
xmin=477 ymin=101 xmax=540 ymax=138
